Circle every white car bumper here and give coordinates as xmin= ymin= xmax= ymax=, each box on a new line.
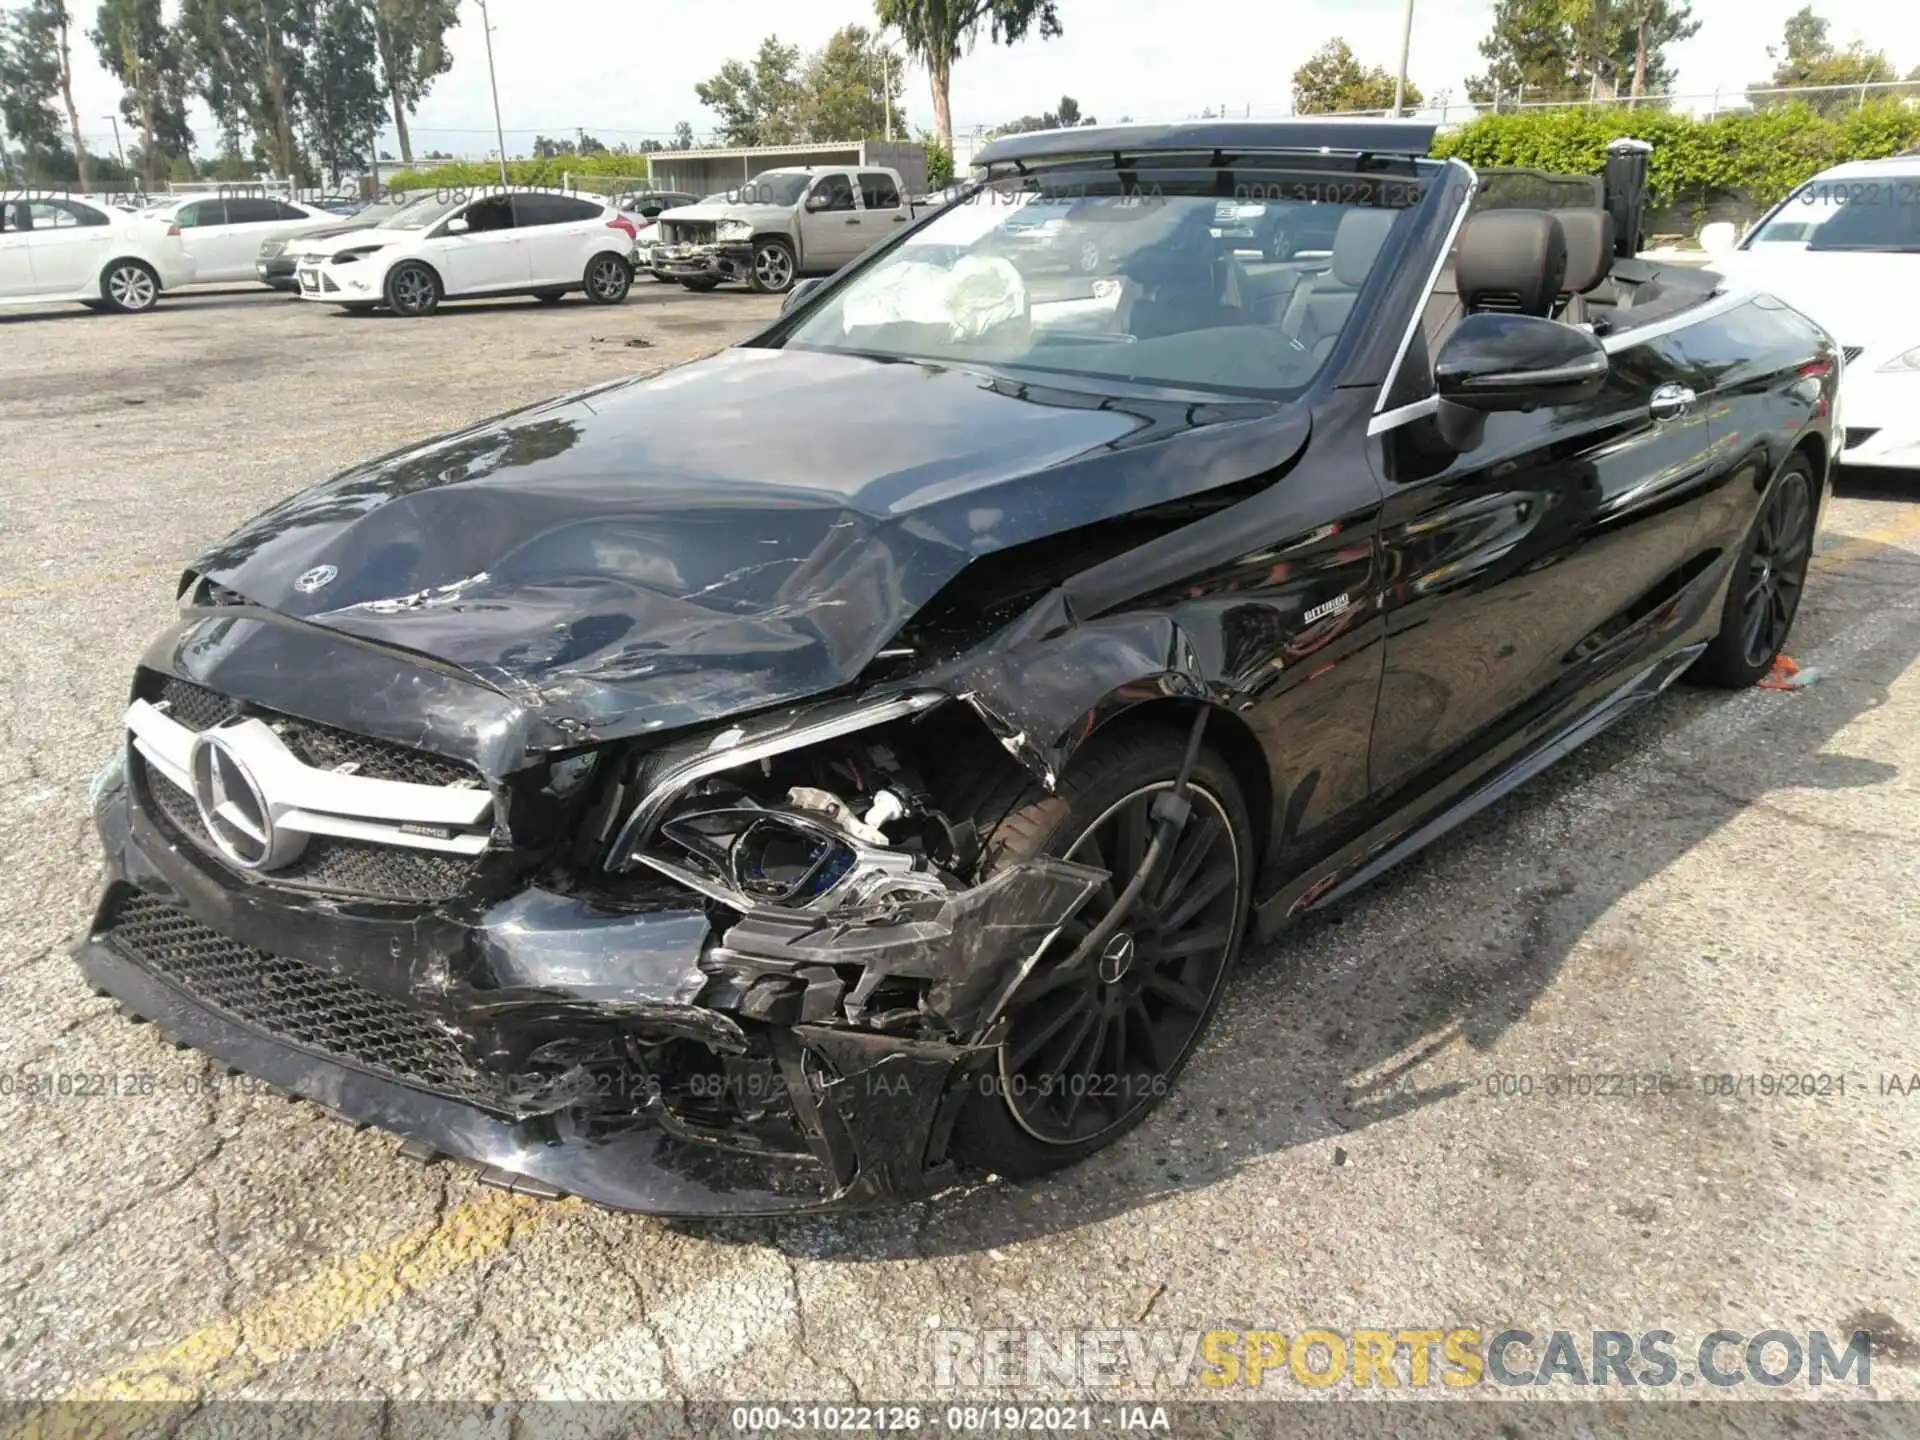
xmin=1838 ymin=368 xmax=1920 ymax=471
xmin=150 ymin=246 xmax=197 ymax=291
xmin=293 ymin=261 xmax=383 ymax=302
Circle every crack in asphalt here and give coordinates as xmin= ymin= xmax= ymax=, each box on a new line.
xmin=783 ymin=1250 xmax=863 ymax=1402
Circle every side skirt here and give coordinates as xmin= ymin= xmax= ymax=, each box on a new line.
xmin=1253 ymin=639 xmax=1709 ymax=932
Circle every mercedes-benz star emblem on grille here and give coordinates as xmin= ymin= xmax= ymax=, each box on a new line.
xmin=293 ymin=564 xmax=338 ymax=594
xmin=188 ymin=730 xmax=309 ymax=870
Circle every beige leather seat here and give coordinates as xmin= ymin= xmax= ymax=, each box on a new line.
xmin=1277 ymin=208 xmax=1400 ymax=353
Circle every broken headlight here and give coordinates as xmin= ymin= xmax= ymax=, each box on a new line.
xmin=608 ymin=691 xmax=961 ymax=913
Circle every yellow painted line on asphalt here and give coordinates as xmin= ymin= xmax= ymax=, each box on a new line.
xmin=35 ymin=1188 xmax=564 ymax=1410
xmin=1809 ymin=509 xmax=1920 ymax=573
xmin=0 ymin=562 xmax=176 ymax=603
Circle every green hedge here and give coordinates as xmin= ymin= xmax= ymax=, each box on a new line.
xmin=1433 ymin=102 xmax=1920 ymax=209
xmin=385 ymin=152 xmax=655 ymax=192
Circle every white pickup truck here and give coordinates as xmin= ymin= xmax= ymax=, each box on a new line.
xmin=647 ymin=166 xmax=914 ymax=294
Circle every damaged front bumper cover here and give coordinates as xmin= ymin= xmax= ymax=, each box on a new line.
xmin=649 ymin=240 xmax=754 ymax=284
xmin=77 ymin=769 xmax=1103 ymax=1216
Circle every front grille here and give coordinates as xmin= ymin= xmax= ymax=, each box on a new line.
xmin=661 ymin=220 xmax=715 ymax=245
xmin=136 ymin=674 xmax=485 ymax=904
xmin=103 ymin=891 xmax=508 ymax=1110
xmin=1843 ymin=346 xmax=1865 ymax=364
xmin=1844 ymin=427 xmax=1880 ymax=451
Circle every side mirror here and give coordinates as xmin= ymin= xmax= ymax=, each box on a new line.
xmin=1699 ymin=221 xmax=1738 ymax=256
xmin=781 ymin=276 xmax=825 ymax=313
xmin=1431 ymin=312 xmax=1609 ymax=448
xmin=444 ymin=216 xmax=470 ymax=235
xmin=805 ymin=191 xmax=831 ymax=212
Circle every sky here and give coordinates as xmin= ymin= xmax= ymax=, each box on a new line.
xmin=57 ymin=0 xmax=1920 ymax=166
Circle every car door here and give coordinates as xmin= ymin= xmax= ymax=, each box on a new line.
xmin=425 ymin=194 xmax=527 ymax=294
xmin=1368 ymin=303 xmax=1715 ymax=799
xmin=855 ymin=171 xmax=909 ymax=255
xmin=0 ymin=204 xmax=34 ymax=296
xmin=22 ymin=198 xmax=113 ymax=293
xmin=511 ymin=193 xmax=606 ymax=284
xmin=172 ymin=198 xmax=229 ymax=275
xmin=798 ymin=172 xmax=860 ymax=270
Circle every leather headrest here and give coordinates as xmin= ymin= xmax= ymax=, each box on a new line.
xmin=1331 ymin=208 xmax=1399 ymax=287
xmin=1556 ymin=209 xmax=1615 ymax=293
xmin=1455 ymin=210 xmax=1568 ymax=317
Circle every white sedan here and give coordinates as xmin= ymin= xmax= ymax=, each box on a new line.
xmin=290 ymin=188 xmax=638 ymax=316
xmin=143 ymin=195 xmax=337 ymax=284
xmin=1707 ymin=155 xmax=1920 ymax=472
xmin=0 ymin=196 xmax=196 ymax=312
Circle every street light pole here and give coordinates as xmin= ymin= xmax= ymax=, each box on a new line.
xmin=103 ymin=115 xmax=127 ymax=173
xmin=476 ymin=0 xmax=509 ymax=185
xmin=1392 ymin=0 xmax=1416 ymax=117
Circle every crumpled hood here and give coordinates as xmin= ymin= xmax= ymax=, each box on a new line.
xmin=195 ymin=346 xmax=1302 ymax=740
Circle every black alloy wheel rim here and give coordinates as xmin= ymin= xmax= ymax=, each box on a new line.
xmin=1000 ymin=781 xmax=1243 ymax=1146
xmin=1741 ymin=471 xmax=1813 ymax=668
xmin=393 ymin=267 xmax=433 ymax=313
xmin=590 ymin=257 xmax=627 ymax=298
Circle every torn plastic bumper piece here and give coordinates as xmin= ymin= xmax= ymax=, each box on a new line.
xmin=76 ymin=776 xmax=1109 ymax=1214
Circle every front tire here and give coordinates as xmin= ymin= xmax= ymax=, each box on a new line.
xmin=950 ymin=727 xmax=1252 ymax=1179
xmin=1691 ymin=455 xmax=1817 ymax=688
xmin=748 ymin=237 xmax=796 ymax=294
xmin=384 ymin=261 xmax=441 ymax=317
xmin=583 ymin=252 xmax=632 ymax=304
xmin=101 ymin=259 xmax=160 ymax=313
xmin=678 ymin=276 xmax=720 ymax=292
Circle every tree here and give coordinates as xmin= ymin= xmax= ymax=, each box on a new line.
xmin=671 ymin=119 xmax=695 ymax=150
xmin=0 ymin=3 xmax=66 ymax=178
xmin=873 ymin=0 xmax=1062 ymax=149
xmin=696 ymin=35 xmax=805 ymax=146
xmin=92 ymin=0 xmax=194 ymax=186
xmin=990 ymin=94 xmax=1097 ymax=135
xmin=1750 ymin=7 xmax=1898 ymax=113
xmin=1291 ymin=39 xmax=1422 ymax=114
xmin=799 ymin=24 xmax=903 ymax=140
xmin=368 ymin=0 xmax=457 ymax=165
xmin=178 ymin=0 xmax=314 ymax=178
xmin=0 ymin=2 xmax=91 ymax=186
xmin=1466 ymin=0 xmax=1695 ymax=106
xmin=530 ymin=133 xmax=569 ymax=158
xmin=307 ymin=0 xmax=386 ymax=183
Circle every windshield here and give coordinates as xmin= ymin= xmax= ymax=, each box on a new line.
xmin=1746 ymin=177 xmax=1920 ymax=252
xmin=733 ymin=171 xmax=813 ymax=207
xmin=381 ymin=196 xmax=461 ymax=229
xmin=777 ymin=163 xmax=1430 ymax=398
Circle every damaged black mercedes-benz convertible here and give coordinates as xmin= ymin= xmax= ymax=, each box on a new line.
xmin=77 ymin=121 xmax=1838 ymax=1214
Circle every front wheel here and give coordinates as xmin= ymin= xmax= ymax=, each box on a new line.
xmin=1690 ymin=455 xmax=1817 ymax=688
xmin=583 ymin=252 xmax=632 ymax=304
xmin=101 ymin=259 xmax=160 ymax=313
xmin=950 ymin=727 xmax=1252 ymax=1179
xmin=748 ymin=237 xmax=795 ymax=294
xmin=384 ymin=261 xmax=441 ymax=317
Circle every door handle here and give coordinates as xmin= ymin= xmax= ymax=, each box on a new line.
xmin=891 ymin=214 xmax=907 ymax=222
xmin=844 ymin=216 xmax=861 ymax=225
xmin=1650 ymin=383 xmax=1696 ymax=420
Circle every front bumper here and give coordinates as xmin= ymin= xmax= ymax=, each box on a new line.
xmin=293 ymin=262 xmax=381 ymax=302
xmin=1838 ymin=370 xmax=1920 ymax=471
xmin=256 ymin=256 xmax=299 ymax=291
xmin=76 ymin=762 xmax=1013 ymax=1215
xmin=650 ymin=241 xmax=752 ymax=284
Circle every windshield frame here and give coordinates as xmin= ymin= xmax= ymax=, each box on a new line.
xmin=750 ymin=152 xmax=1444 ymax=403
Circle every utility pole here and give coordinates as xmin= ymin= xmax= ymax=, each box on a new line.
xmin=884 ymin=49 xmax=892 ymax=141
xmin=476 ymin=0 xmax=509 ymax=186
xmin=103 ymin=115 xmax=127 ymax=175
xmin=1392 ymin=0 xmax=1416 ymax=117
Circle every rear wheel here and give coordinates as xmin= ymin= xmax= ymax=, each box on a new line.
xmin=583 ymin=252 xmax=632 ymax=304
xmin=101 ymin=259 xmax=160 ymax=313
xmin=950 ymin=728 xmax=1252 ymax=1179
xmin=1691 ymin=455 xmax=1817 ymax=688
xmin=384 ymin=261 xmax=441 ymax=317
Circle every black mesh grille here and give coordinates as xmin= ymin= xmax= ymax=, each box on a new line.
xmin=136 ymin=674 xmax=486 ymax=904
xmin=1844 ymin=427 xmax=1879 ymax=451
xmin=104 ymin=891 xmax=508 ymax=1109
xmin=1843 ymin=346 xmax=1865 ymax=364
